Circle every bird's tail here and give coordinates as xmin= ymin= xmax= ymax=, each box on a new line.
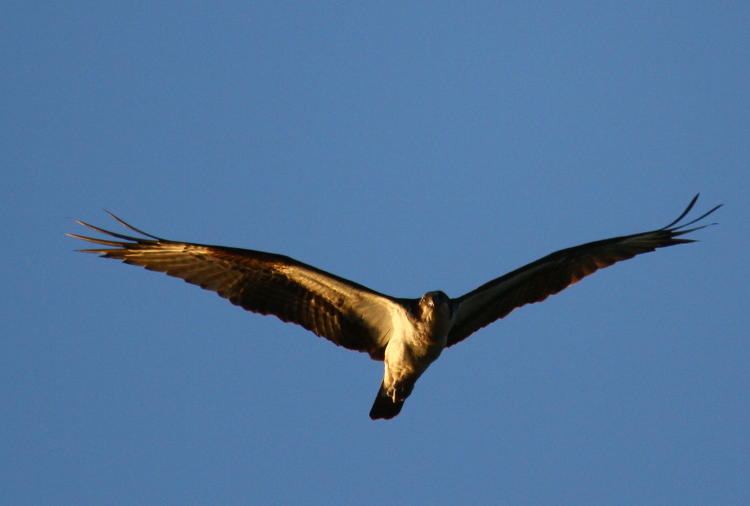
xmin=369 ymin=383 xmax=404 ymax=420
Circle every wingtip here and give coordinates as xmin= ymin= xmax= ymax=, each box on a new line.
xmin=67 ymin=212 xmax=167 ymax=245
xmin=104 ymin=211 xmax=164 ymax=240
xmin=662 ymin=194 xmax=722 ymax=231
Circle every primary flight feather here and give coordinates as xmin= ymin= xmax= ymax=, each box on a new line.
xmin=68 ymin=195 xmax=720 ymax=419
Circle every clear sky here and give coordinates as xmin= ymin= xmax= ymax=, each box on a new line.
xmin=3 ymin=2 xmax=748 ymax=505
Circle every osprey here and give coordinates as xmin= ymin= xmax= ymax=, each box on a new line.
xmin=68 ymin=195 xmax=720 ymax=420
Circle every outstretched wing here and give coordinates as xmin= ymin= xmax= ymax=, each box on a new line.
xmin=447 ymin=195 xmax=721 ymax=346
xmin=68 ymin=213 xmax=403 ymax=360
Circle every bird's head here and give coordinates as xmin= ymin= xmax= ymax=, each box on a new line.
xmin=419 ymin=290 xmax=452 ymax=320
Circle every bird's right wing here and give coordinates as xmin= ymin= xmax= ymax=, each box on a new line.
xmin=68 ymin=213 xmax=407 ymax=360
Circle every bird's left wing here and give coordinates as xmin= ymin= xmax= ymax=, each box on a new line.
xmin=447 ymin=195 xmax=721 ymax=347
xmin=68 ymin=213 xmax=405 ymax=359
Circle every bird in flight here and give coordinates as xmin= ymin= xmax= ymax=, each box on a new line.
xmin=69 ymin=195 xmax=720 ymax=420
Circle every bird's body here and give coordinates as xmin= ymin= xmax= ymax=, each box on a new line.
xmin=68 ymin=195 xmax=720 ymax=419
xmin=370 ymin=291 xmax=454 ymax=418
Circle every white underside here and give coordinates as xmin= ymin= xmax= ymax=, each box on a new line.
xmin=381 ymin=304 xmax=452 ymax=402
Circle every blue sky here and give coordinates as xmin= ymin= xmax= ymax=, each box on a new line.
xmin=3 ymin=2 xmax=748 ymax=505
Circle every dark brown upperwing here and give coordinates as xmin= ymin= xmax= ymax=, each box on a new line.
xmin=447 ymin=195 xmax=721 ymax=346
xmin=68 ymin=213 xmax=401 ymax=359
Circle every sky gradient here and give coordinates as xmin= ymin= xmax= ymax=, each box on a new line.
xmin=3 ymin=2 xmax=749 ymax=505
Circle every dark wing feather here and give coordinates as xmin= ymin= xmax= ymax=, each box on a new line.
xmin=68 ymin=213 xmax=402 ymax=359
xmin=447 ymin=195 xmax=721 ymax=346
